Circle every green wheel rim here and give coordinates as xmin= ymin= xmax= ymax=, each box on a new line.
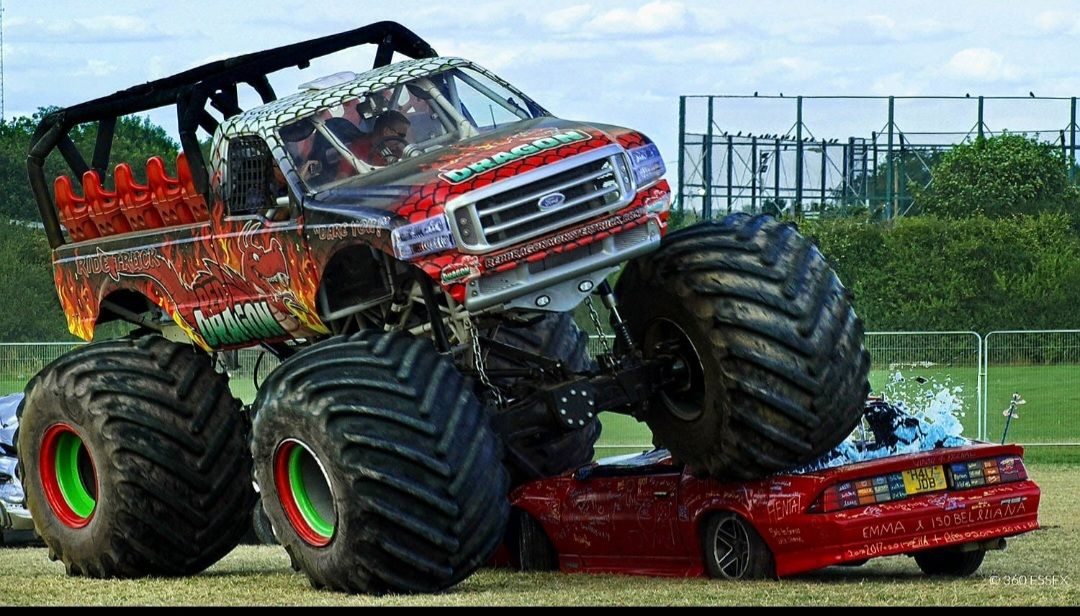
xmin=55 ymin=432 xmax=96 ymax=519
xmin=288 ymin=446 xmax=335 ymax=539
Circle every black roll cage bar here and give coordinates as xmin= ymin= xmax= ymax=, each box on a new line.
xmin=27 ymin=21 xmax=437 ymax=248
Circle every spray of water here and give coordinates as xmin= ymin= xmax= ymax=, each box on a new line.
xmin=791 ymin=373 xmax=969 ymax=473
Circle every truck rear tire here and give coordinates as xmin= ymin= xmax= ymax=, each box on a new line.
xmin=17 ymin=335 xmax=255 ymax=577
xmin=615 ymin=214 xmax=871 ymax=479
xmin=251 ymin=331 xmax=509 ymax=594
xmin=483 ymin=313 xmax=601 ymax=486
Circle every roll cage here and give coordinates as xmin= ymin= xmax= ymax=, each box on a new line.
xmin=27 ymin=21 xmax=438 ymax=248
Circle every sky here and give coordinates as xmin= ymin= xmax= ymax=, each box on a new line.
xmin=5 ymin=1 xmax=1080 ymax=168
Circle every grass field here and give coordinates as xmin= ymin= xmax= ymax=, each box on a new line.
xmin=1 ymin=462 xmax=1075 ymax=606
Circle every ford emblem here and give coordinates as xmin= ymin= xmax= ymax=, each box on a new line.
xmin=538 ymin=192 xmax=567 ymax=210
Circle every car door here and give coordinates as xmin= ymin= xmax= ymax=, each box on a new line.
xmin=565 ymin=463 xmax=684 ymax=568
xmin=206 ymin=133 xmax=326 ymax=348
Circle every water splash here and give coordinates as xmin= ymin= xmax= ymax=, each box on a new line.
xmin=791 ymin=377 xmax=969 ymax=474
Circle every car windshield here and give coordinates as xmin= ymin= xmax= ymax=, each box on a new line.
xmin=278 ymin=66 xmax=546 ymax=191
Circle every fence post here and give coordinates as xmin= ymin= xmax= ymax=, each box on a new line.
xmin=726 ymin=133 xmax=734 ymax=214
xmin=751 ymin=136 xmax=758 ymax=213
xmin=795 ymin=96 xmax=804 ymax=216
xmin=886 ymin=96 xmax=895 ymax=219
xmin=704 ymin=97 xmax=714 ymax=219
xmin=677 ymin=96 xmax=686 ymax=212
xmin=1071 ymin=97 xmax=1077 ymax=183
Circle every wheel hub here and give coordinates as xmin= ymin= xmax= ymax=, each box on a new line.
xmin=39 ymin=424 xmax=97 ymax=529
xmin=274 ymin=440 xmax=336 ymax=547
xmin=643 ymin=318 xmax=707 ymax=422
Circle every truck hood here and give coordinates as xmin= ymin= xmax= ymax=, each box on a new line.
xmin=303 ymin=116 xmax=624 ymax=218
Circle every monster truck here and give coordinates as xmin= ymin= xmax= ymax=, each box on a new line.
xmin=18 ymin=22 xmax=869 ymax=594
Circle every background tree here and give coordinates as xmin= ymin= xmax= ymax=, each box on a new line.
xmin=913 ymin=133 xmax=1080 ymax=222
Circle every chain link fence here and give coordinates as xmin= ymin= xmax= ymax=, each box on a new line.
xmin=3 ymin=331 xmax=1079 ymax=447
xmin=984 ymin=330 xmax=1080 ymax=446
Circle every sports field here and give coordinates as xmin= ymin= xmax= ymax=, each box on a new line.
xmin=1 ymin=462 xmax=1075 ymax=606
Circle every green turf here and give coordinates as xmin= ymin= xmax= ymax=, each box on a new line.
xmin=1 ymin=463 xmax=1074 ymax=605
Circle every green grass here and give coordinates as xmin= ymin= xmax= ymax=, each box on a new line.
xmin=1 ymin=463 xmax=1076 ymax=606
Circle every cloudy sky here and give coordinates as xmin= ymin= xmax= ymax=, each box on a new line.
xmin=4 ymin=1 xmax=1080 ymax=165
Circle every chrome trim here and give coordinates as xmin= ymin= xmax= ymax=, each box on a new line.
xmin=446 ymin=144 xmax=632 ymax=254
xmin=463 ymin=219 xmax=660 ymax=311
xmin=484 ymin=185 xmax=619 ymax=235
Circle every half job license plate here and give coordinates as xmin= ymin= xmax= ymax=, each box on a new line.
xmin=902 ymin=465 xmax=947 ymax=495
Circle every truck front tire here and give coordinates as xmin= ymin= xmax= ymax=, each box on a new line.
xmin=616 ymin=214 xmax=871 ymax=479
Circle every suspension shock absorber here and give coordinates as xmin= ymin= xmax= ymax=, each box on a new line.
xmin=598 ymin=280 xmax=635 ymax=352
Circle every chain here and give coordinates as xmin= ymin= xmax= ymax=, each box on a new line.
xmin=465 ymin=315 xmax=505 ymax=408
xmin=584 ymin=296 xmax=613 ymax=357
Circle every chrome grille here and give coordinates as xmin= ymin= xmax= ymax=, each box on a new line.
xmin=447 ymin=144 xmax=634 ymax=253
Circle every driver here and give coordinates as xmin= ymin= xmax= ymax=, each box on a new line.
xmin=352 ymin=110 xmax=411 ymax=166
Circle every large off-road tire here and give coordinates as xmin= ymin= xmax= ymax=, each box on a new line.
xmin=914 ymin=547 xmax=985 ymax=577
xmin=483 ymin=313 xmax=602 ymax=486
xmin=17 ymin=335 xmax=255 ymax=577
xmin=616 ymin=214 xmax=871 ymax=479
xmin=252 ymin=331 xmax=509 ymax=594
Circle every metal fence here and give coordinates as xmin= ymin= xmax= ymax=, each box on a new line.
xmin=2 ymin=331 xmax=1079 ymax=447
xmin=678 ymin=94 xmax=1080 ymax=220
xmin=984 ymin=330 xmax=1080 ymax=446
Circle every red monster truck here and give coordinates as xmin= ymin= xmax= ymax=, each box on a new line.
xmin=17 ymin=22 xmax=869 ymax=594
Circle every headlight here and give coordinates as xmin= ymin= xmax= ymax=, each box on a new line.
xmin=627 ymin=143 xmax=666 ymax=189
xmin=392 ymin=214 xmax=456 ymax=260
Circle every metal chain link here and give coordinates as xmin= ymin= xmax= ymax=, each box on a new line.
xmin=584 ymin=296 xmax=612 ymax=357
xmin=465 ymin=316 xmax=505 ymax=408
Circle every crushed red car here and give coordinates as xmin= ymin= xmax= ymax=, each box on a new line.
xmin=507 ymin=440 xmax=1040 ymax=579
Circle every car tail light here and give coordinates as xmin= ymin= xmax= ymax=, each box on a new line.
xmin=808 ymin=455 xmax=1028 ymax=514
xmin=946 ymin=455 xmax=1028 ymax=490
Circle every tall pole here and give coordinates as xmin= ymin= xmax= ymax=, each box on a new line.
xmin=886 ymin=97 xmax=895 ymax=219
xmin=795 ymin=96 xmax=804 ymax=216
xmin=820 ymin=138 xmax=827 ymax=212
xmin=704 ymin=97 xmax=714 ymax=219
xmin=1 ymin=0 xmax=6 ymax=122
xmin=751 ymin=136 xmax=758 ymax=213
xmin=677 ymin=96 xmax=686 ymax=212
xmin=726 ymin=134 xmax=734 ymax=214
xmin=1071 ymin=97 xmax=1077 ymax=183
xmin=978 ymin=96 xmax=985 ymax=140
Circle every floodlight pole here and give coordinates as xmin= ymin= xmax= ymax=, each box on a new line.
xmin=677 ymin=96 xmax=686 ymax=213
xmin=886 ymin=97 xmax=895 ymax=220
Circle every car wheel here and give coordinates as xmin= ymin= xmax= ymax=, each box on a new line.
xmin=513 ymin=510 xmax=558 ymax=572
xmin=703 ymin=512 xmax=774 ymax=580
xmin=914 ymin=547 xmax=985 ymax=577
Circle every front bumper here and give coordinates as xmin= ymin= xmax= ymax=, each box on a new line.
xmin=463 ymin=214 xmax=661 ymax=311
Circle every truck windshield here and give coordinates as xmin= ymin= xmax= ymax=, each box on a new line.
xmin=278 ymin=66 xmax=547 ymax=191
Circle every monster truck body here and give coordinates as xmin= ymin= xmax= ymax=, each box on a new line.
xmin=19 ymin=22 xmax=870 ymax=595
xmin=47 ymin=56 xmax=669 ymax=350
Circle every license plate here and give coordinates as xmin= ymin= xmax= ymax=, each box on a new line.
xmin=902 ymin=465 xmax=947 ymax=495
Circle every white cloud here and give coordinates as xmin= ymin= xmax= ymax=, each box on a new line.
xmin=942 ymin=48 xmax=1021 ymax=82
xmin=588 ymin=1 xmax=687 ymax=35
xmin=871 ymin=72 xmax=922 ymax=97
xmin=540 ymin=4 xmax=595 ymax=32
xmin=73 ymin=59 xmax=119 ymax=78
xmin=1034 ymin=10 xmax=1075 ymax=33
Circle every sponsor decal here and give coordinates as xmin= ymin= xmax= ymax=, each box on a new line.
xmin=74 ymin=247 xmax=163 ymax=282
xmin=194 ymin=301 xmax=287 ymax=347
xmin=440 ymin=256 xmax=481 ymax=284
xmin=483 ymin=206 xmax=647 ymax=269
xmin=439 ymin=130 xmax=591 ymax=184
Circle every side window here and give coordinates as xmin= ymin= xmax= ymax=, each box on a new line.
xmin=225 ymin=136 xmax=282 ymax=217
